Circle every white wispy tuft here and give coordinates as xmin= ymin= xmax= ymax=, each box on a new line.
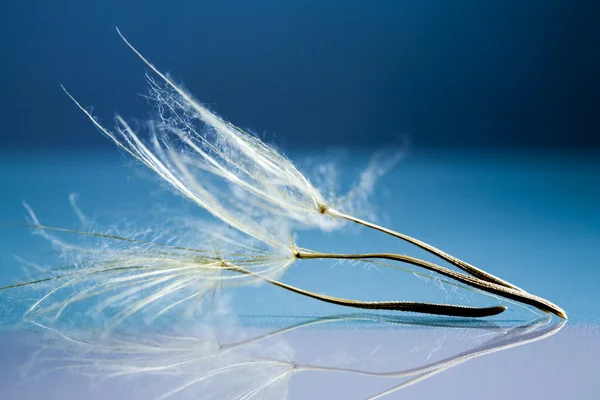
xmin=18 ymin=205 xmax=295 ymax=329
xmin=62 ymin=28 xmax=400 ymax=246
xmin=47 ymin=29 xmax=567 ymax=321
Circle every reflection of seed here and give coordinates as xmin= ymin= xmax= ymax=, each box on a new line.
xmin=27 ymin=314 xmax=563 ymax=400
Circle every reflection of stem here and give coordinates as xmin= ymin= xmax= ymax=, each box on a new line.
xmin=298 ymin=251 xmax=566 ymax=319
xmin=239 ymin=315 xmax=561 ymax=399
xmin=294 ymin=315 xmax=556 ymax=376
xmin=365 ymin=316 xmax=565 ymax=399
xmin=220 ymin=313 xmax=507 ymax=353
xmin=28 ymin=313 xmax=509 ymax=383
xmin=224 ymin=262 xmax=507 ymax=318
xmin=328 ymin=208 xmax=522 ymax=291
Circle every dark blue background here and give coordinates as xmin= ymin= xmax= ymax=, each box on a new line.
xmin=1 ymin=0 xmax=598 ymax=150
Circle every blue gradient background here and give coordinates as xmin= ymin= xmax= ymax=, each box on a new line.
xmin=1 ymin=0 xmax=598 ymax=150
xmin=0 ymin=1 xmax=599 ymax=399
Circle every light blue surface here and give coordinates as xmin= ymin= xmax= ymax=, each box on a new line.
xmin=3 ymin=318 xmax=597 ymax=400
xmin=0 ymin=150 xmax=598 ymax=400
xmin=0 ymin=150 xmax=597 ymax=325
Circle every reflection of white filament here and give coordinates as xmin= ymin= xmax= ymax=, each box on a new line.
xmin=154 ymin=361 xmax=288 ymax=400
xmin=27 ymin=315 xmax=564 ymax=400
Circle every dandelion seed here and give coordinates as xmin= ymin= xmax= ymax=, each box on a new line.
xmin=11 ymin=195 xmax=558 ymax=321
xmin=8 ymin=210 xmax=513 ymax=322
xmin=103 ymin=27 xmax=510 ymax=294
xmin=12 ymin=207 xmax=295 ymax=327
xmin=60 ymin=29 xmax=565 ymax=319
xmin=52 ymin=29 xmax=569 ymax=319
xmin=63 ymin=28 xmax=400 ymax=244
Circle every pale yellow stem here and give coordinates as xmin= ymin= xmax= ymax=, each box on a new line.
xmin=328 ymin=208 xmax=523 ymax=291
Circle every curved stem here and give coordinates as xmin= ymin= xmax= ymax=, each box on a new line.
xmin=328 ymin=208 xmax=523 ymax=291
xmin=1 ymin=261 xmax=506 ymax=320
xmin=297 ymin=250 xmax=566 ymax=319
xmin=223 ymin=262 xmax=506 ymax=318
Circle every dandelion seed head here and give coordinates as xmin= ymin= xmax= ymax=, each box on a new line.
xmin=63 ymin=31 xmax=400 ymax=246
xmin=18 ymin=205 xmax=297 ymax=329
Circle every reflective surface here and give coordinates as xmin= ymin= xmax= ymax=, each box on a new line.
xmin=1 ymin=317 xmax=597 ymax=399
xmin=0 ymin=151 xmax=598 ymax=399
